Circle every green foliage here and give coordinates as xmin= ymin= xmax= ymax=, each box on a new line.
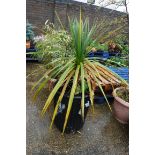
xmin=32 ymin=10 xmax=128 ymax=134
xmin=104 ymin=34 xmax=129 ymax=67
xmin=105 ymin=57 xmax=129 ymax=67
xmin=68 ymin=14 xmax=97 ymax=64
xmin=26 ymin=21 xmax=35 ymax=41
xmin=113 ymin=34 xmax=129 ymax=55
xmin=75 ymin=79 xmax=88 ymax=95
xmin=91 ymin=42 xmax=109 ymax=51
xmin=34 ymin=21 xmax=74 ymax=63
xmin=114 ymin=34 xmax=128 ymax=44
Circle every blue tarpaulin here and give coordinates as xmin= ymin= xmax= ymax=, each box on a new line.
xmin=108 ymin=67 xmax=129 ymax=81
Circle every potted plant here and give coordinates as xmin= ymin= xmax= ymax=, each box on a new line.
xmin=112 ymin=87 xmax=129 ymax=124
xmin=32 ymin=10 xmax=128 ymax=134
xmin=108 ymin=41 xmax=122 ymax=56
xmin=26 ymin=21 xmax=35 ymax=49
xmin=29 ymin=20 xmax=73 ymax=64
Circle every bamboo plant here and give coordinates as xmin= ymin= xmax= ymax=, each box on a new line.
xmin=32 ymin=10 xmax=128 ymax=134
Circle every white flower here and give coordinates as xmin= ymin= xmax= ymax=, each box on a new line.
xmin=34 ymin=35 xmax=45 ymax=42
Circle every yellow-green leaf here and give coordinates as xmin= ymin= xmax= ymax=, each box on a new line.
xmin=62 ymin=65 xmax=80 ymax=134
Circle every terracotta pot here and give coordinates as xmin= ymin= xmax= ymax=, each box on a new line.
xmin=26 ymin=41 xmax=30 ymax=49
xmin=112 ymin=87 xmax=129 ymax=124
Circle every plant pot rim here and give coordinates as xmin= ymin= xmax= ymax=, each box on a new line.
xmin=48 ymin=79 xmax=89 ymax=99
xmin=56 ymin=90 xmax=89 ymax=99
xmin=112 ymin=87 xmax=129 ymax=107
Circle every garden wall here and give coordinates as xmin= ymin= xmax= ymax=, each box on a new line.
xmin=26 ymin=0 xmax=128 ymax=38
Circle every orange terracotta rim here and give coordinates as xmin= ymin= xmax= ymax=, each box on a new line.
xmin=26 ymin=41 xmax=30 ymax=49
xmin=112 ymin=87 xmax=129 ymax=108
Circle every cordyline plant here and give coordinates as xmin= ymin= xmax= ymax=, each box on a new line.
xmin=32 ymin=10 xmax=128 ymax=134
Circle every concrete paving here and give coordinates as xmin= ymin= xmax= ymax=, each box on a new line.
xmin=26 ymin=63 xmax=129 ymax=155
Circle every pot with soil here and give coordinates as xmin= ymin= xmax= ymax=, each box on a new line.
xmin=54 ymin=90 xmax=90 ymax=133
xmin=112 ymin=87 xmax=129 ymax=124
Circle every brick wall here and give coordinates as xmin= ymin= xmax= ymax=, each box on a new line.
xmin=26 ymin=0 xmax=128 ymax=36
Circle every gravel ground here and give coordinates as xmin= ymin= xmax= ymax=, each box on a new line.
xmin=26 ymin=62 xmax=129 ymax=155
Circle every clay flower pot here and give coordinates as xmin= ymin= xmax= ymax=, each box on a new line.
xmin=112 ymin=87 xmax=129 ymax=124
xmin=26 ymin=41 xmax=30 ymax=49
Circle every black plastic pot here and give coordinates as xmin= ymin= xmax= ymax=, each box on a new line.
xmin=88 ymin=51 xmax=110 ymax=61
xmin=26 ymin=48 xmax=41 ymax=62
xmin=94 ymin=95 xmax=114 ymax=104
xmin=54 ymin=92 xmax=90 ymax=134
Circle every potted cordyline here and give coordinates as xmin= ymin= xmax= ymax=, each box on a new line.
xmin=32 ymin=10 xmax=128 ymax=134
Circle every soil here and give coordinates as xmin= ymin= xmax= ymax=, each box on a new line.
xmin=116 ymin=88 xmax=129 ymax=102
